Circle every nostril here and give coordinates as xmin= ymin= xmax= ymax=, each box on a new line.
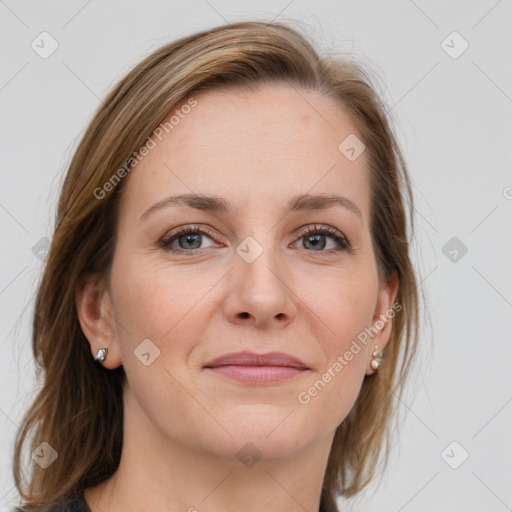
xmin=240 ymin=312 xmax=250 ymax=319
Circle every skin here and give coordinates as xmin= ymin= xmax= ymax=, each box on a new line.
xmin=76 ymin=83 xmax=398 ymax=512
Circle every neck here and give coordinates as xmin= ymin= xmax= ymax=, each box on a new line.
xmin=84 ymin=384 xmax=336 ymax=512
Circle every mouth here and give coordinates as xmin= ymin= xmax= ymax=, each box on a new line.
xmin=203 ymin=351 xmax=310 ymax=385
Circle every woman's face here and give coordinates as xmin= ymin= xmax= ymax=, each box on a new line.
xmin=93 ymin=83 xmax=397 ymax=461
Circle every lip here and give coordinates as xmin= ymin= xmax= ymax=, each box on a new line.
xmin=203 ymin=351 xmax=310 ymax=385
xmin=204 ymin=351 xmax=309 ymax=370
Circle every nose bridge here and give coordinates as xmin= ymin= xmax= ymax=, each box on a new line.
xmin=226 ymin=230 xmax=296 ymax=327
xmin=238 ymin=230 xmax=284 ymax=294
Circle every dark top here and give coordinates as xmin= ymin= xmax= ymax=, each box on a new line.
xmin=51 ymin=495 xmax=90 ymax=512
xmin=15 ymin=493 xmax=336 ymax=511
xmin=13 ymin=494 xmax=91 ymax=512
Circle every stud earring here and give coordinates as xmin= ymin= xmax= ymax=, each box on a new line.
xmin=371 ymin=345 xmax=383 ymax=370
xmin=94 ymin=348 xmax=108 ymax=364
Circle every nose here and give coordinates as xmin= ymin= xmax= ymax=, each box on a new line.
xmin=223 ymin=246 xmax=297 ymax=330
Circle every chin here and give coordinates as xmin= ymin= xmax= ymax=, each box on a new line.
xmin=208 ymin=406 xmax=317 ymax=458
xmin=204 ymin=432 xmax=312 ymax=465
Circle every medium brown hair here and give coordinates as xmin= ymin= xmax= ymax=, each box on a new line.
xmin=13 ymin=19 xmax=420 ymax=512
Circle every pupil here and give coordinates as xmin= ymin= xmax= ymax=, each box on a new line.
xmin=306 ymin=234 xmax=326 ymax=250
xmin=181 ymin=234 xmax=201 ymax=249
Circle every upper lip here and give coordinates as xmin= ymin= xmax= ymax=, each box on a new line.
xmin=204 ymin=351 xmax=309 ymax=370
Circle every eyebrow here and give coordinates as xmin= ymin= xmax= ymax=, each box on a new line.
xmin=140 ymin=193 xmax=363 ymax=222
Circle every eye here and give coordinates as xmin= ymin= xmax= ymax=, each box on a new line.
xmin=160 ymin=224 xmax=219 ymax=254
xmin=293 ymin=224 xmax=350 ymax=253
xmin=160 ymin=223 xmax=350 ymax=255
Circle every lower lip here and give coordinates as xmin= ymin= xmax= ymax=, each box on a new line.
xmin=206 ymin=365 xmax=308 ymax=384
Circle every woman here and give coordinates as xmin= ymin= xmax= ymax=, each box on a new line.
xmin=12 ymin=20 xmax=420 ymax=512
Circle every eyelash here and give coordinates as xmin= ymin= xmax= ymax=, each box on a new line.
xmin=160 ymin=224 xmax=351 ymax=255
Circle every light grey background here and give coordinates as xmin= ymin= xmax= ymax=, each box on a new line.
xmin=1 ymin=1 xmax=511 ymax=511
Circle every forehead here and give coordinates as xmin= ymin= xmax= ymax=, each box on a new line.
xmin=119 ymin=83 xmax=370 ymax=223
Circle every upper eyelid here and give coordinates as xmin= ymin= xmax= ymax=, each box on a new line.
xmin=161 ymin=223 xmax=349 ymax=247
xmin=162 ymin=223 xmax=345 ymax=237
xmin=162 ymin=224 xmax=220 ymax=242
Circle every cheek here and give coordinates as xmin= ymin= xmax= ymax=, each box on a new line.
xmin=316 ymin=267 xmax=377 ymax=347
xmin=299 ymin=272 xmax=376 ymax=420
xmin=109 ymin=251 xmax=219 ymax=368
xmin=110 ymin=263 xmax=167 ymax=339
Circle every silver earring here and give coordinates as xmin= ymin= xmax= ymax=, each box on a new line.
xmin=371 ymin=345 xmax=383 ymax=370
xmin=94 ymin=348 xmax=108 ymax=364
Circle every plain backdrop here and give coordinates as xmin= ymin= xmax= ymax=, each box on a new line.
xmin=1 ymin=1 xmax=511 ymax=511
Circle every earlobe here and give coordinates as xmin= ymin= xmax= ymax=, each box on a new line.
xmin=75 ymin=274 xmax=122 ymax=369
xmin=366 ymin=270 xmax=399 ymax=375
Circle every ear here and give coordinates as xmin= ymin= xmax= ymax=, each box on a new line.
xmin=75 ymin=273 xmax=123 ymax=369
xmin=365 ymin=270 xmax=399 ymax=375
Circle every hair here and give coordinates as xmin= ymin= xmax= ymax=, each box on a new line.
xmin=12 ymin=19 xmax=420 ymax=512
